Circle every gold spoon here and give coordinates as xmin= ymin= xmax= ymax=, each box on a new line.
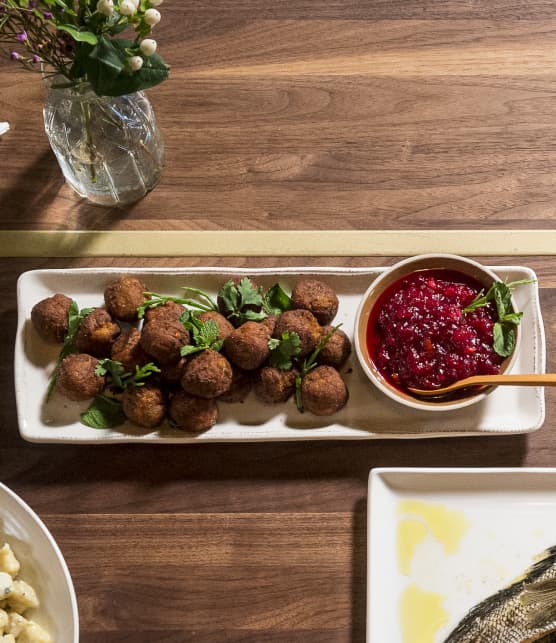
xmin=408 ymin=373 xmax=556 ymax=398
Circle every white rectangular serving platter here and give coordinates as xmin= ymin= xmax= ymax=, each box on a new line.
xmin=15 ymin=266 xmax=544 ymax=444
xmin=368 ymin=467 xmax=556 ymax=643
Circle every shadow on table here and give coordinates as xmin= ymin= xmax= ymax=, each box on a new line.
xmin=0 ymin=150 xmax=62 ymax=225
xmin=351 ymin=497 xmax=366 ymax=643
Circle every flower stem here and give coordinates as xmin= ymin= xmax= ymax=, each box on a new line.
xmin=81 ymin=98 xmax=97 ymax=184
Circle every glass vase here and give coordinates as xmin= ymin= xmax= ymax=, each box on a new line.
xmin=43 ymin=81 xmax=164 ymax=207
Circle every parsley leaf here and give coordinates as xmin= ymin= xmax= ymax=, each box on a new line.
xmin=268 ymin=331 xmax=301 ymax=370
xmin=46 ymin=301 xmax=94 ymax=401
xmin=263 ymin=284 xmax=292 ymax=316
xmin=218 ymin=278 xmax=266 ymax=325
xmin=80 ymin=395 xmax=126 ymax=429
xmin=295 ymin=325 xmax=340 ymax=412
xmin=463 ymin=279 xmax=534 ymax=358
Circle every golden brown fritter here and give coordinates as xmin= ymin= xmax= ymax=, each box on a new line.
xmin=169 ymin=390 xmax=218 ymax=433
xmin=218 ymin=366 xmax=252 ymax=403
xmin=122 ymin=385 xmax=166 ymax=428
xmin=291 ymin=279 xmax=339 ymax=325
xmin=110 ymin=327 xmax=149 ymax=373
xmin=223 ymin=321 xmax=271 ymax=370
xmin=31 ymin=293 xmax=73 ymax=344
xmin=273 ymin=309 xmax=321 ymax=357
xmin=180 ymin=349 xmax=233 ymax=399
xmin=140 ymin=319 xmax=189 ymax=365
xmin=104 ymin=275 xmax=147 ymax=322
xmin=196 ymin=310 xmax=234 ymax=341
xmin=317 ymin=326 xmax=352 ymax=369
xmin=253 ymin=366 xmax=298 ymax=404
xmin=73 ymin=308 xmax=120 ymax=358
xmin=300 ymin=365 xmax=348 ymax=416
xmin=56 ymin=353 xmax=106 ymax=401
xmin=144 ymin=301 xmax=185 ymax=325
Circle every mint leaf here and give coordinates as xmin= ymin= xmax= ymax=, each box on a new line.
xmin=180 ymin=311 xmax=224 ymax=354
xmin=268 ymin=331 xmax=301 ymax=371
xmin=96 ymin=359 xmax=160 ymax=389
xmin=493 ymin=322 xmax=516 ymax=358
xmin=81 ymin=395 xmax=125 ymax=429
xmin=131 ymin=363 xmax=161 ymax=386
xmin=463 ymin=279 xmax=535 ymax=357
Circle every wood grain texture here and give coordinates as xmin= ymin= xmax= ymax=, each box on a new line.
xmin=0 ymin=254 xmax=553 ymax=641
xmin=2 ymin=4 xmax=556 ymax=229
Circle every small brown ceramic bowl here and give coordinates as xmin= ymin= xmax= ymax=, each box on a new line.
xmin=354 ymin=254 xmax=520 ymax=411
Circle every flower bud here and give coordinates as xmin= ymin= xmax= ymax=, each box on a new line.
xmin=149 ymin=0 xmax=163 ymax=5
xmin=129 ymin=55 xmax=144 ymax=71
xmin=119 ymin=0 xmax=135 ymax=14
xmin=96 ymin=0 xmax=114 ymax=16
xmin=139 ymin=38 xmax=157 ymax=56
xmin=143 ymin=8 xmax=160 ymax=25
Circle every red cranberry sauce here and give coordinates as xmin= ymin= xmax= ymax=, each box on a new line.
xmin=367 ymin=269 xmax=503 ymax=391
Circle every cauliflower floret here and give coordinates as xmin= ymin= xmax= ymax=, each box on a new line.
xmin=6 ymin=612 xmax=25 ymax=637
xmin=0 ymin=634 xmax=15 ymax=643
xmin=0 ymin=574 xmax=13 ymax=602
xmin=15 ymin=620 xmax=52 ymax=643
xmin=5 ymin=580 xmax=38 ymax=614
xmin=0 ymin=608 xmax=7 ymax=633
xmin=0 ymin=546 xmax=19 ymax=579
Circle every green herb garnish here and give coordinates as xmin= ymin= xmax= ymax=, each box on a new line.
xmin=268 ymin=331 xmax=301 ymax=371
xmin=263 ymin=284 xmax=292 ymax=316
xmin=81 ymin=361 xmax=160 ymax=429
xmin=463 ymin=279 xmax=534 ymax=358
xmin=137 ymin=288 xmax=217 ymax=319
xmin=80 ymin=395 xmax=126 ymax=429
xmin=294 ymin=325 xmax=340 ymax=412
xmin=180 ymin=311 xmax=224 ymax=357
xmin=218 ymin=278 xmax=266 ymax=324
xmin=95 ymin=359 xmax=161 ymax=390
xmin=46 ymin=301 xmax=94 ymax=400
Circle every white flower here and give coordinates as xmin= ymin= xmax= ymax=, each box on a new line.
xmin=130 ymin=0 xmax=140 ymax=6
xmin=149 ymin=0 xmax=163 ymax=5
xmin=129 ymin=55 xmax=144 ymax=71
xmin=119 ymin=0 xmax=136 ymax=15
xmin=140 ymin=38 xmax=157 ymax=56
xmin=143 ymin=8 xmax=161 ymax=25
xmin=96 ymin=0 xmax=114 ymax=16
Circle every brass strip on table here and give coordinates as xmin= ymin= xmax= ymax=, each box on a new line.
xmin=0 ymin=230 xmax=552 ymax=257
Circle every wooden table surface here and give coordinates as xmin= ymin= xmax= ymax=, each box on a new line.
xmin=2 ymin=2 xmax=556 ymax=642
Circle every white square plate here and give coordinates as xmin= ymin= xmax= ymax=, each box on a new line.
xmin=368 ymin=467 xmax=556 ymax=642
xmin=15 ymin=266 xmax=545 ymax=443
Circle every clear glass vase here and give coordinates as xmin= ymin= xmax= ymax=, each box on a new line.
xmin=43 ymin=80 xmax=164 ymax=207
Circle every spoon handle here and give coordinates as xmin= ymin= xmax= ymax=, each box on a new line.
xmin=409 ymin=373 xmax=556 ymax=397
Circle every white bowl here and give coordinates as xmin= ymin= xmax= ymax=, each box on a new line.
xmin=0 ymin=482 xmax=79 ymax=642
xmin=354 ymin=253 xmax=521 ymax=412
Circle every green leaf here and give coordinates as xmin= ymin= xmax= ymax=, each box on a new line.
xmin=199 ymin=319 xmax=220 ymax=346
xmin=217 ymin=278 xmax=268 ymax=324
xmin=493 ymin=282 xmax=512 ymax=320
xmin=493 ymin=322 xmax=516 ymax=358
xmin=57 ymin=24 xmax=98 ymax=44
xmin=131 ymin=363 xmax=161 ymax=386
xmin=180 ymin=344 xmax=203 ymax=357
xmin=263 ymin=283 xmax=292 ymax=315
xmin=96 ymin=358 xmax=127 ymax=388
xmin=81 ymin=395 xmax=126 ymax=429
xmin=268 ymin=331 xmax=301 ymax=371
xmin=86 ymin=39 xmax=169 ymax=96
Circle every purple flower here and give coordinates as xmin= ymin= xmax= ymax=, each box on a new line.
xmin=32 ymin=54 xmax=40 ymax=64
xmin=16 ymin=31 xmax=27 ymax=42
xmin=10 ymin=51 xmax=20 ymax=61
xmin=43 ymin=11 xmax=53 ymax=18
